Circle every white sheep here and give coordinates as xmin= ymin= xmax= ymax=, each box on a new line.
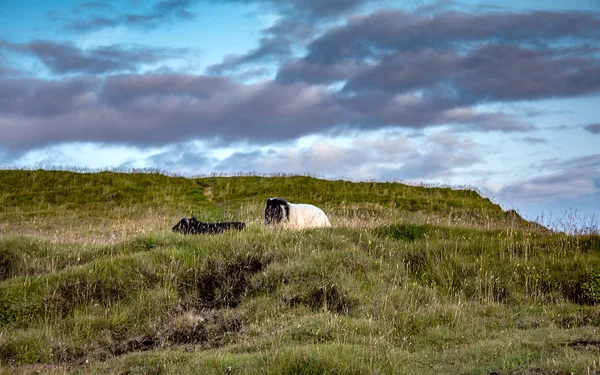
xmin=264 ymin=197 xmax=331 ymax=229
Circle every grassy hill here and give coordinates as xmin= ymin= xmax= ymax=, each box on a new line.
xmin=0 ymin=169 xmax=599 ymax=374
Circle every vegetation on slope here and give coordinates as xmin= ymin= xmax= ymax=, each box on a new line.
xmin=0 ymin=170 xmax=598 ymax=374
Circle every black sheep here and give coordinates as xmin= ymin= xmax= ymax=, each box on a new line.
xmin=172 ymin=217 xmax=246 ymax=235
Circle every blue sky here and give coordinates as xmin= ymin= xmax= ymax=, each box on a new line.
xmin=0 ymin=0 xmax=599 ymax=224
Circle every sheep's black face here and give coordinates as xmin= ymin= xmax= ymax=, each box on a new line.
xmin=265 ymin=205 xmax=283 ymax=224
xmin=265 ymin=197 xmax=289 ymax=225
xmin=172 ymin=218 xmax=189 ymax=233
xmin=172 ymin=217 xmax=199 ymax=234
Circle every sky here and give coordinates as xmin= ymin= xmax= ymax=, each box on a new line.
xmin=0 ymin=0 xmax=599 ymax=225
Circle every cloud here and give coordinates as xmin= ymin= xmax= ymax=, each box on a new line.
xmin=0 ymin=40 xmax=195 ymax=75
xmin=497 ymin=153 xmax=600 ymax=204
xmin=339 ymin=49 xmax=461 ymax=94
xmin=335 ymin=90 xmax=532 ymax=131
xmin=206 ymin=37 xmax=292 ymax=76
xmin=452 ymin=45 xmax=600 ymax=102
xmin=65 ymin=0 xmax=198 ymax=32
xmin=545 ymin=154 xmax=600 ymax=170
xmin=211 ymin=0 xmax=367 ymax=20
xmin=276 ymin=11 xmax=600 ymax=102
xmin=64 ymin=0 xmax=367 ymax=34
xmin=498 ymin=167 xmax=600 ymax=204
xmin=210 ymin=131 xmax=481 ymax=181
xmin=273 ymin=0 xmax=366 ymax=19
xmin=121 ymin=142 xmax=216 ymax=173
xmin=0 ymin=73 xmax=532 ymax=153
xmin=111 ymin=136 xmax=390 ymax=178
xmin=302 ymin=10 xmax=600 ymax=64
xmin=0 ymin=74 xmax=346 ymax=151
xmin=0 ymin=76 xmax=100 ymax=118
xmin=276 ymin=59 xmax=362 ymax=84
xmin=3 ymin=6 xmax=596 ymax=161
xmin=272 ymin=10 xmax=600 ymax=123
xmin=14 ymin=128 xmax=479 ymax=182
xmin=338 ymin=44 xmax=600 ymax=102
xmin=0 ymin=56 xmax=21 ymax=77
xmin=75 ymin=2 xmax=112 ymax=11
xmin=585 ymin=123 xmax=600 ymax=134
xmin=520 ymin=137 xmax=547 ymax=144
xmin=206 ymin=20 xmax=317 ymax=76
xmin=382 ymin=132 xmax=481 ymax=180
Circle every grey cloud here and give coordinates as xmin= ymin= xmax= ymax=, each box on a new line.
xmin=263 ymin=20 xmax=316 ymax=41
xmin=65 ymin=0 xmax=197 ymax=32
xmin=277 ymin=59 xmax=362 ymax=84
xmin=304 ymin=10 xmax=600 ymax=64
xmin=0 ymin=75 xmax=349 ymax=151
xmin=0 ymin=40 xmax=194 ymax=75
xmin=345 ymin=44 xmax=600 ymax=98
xmin=0 ymin=148 xmax=10 ymax=165
xmin=210 ymin=0 xmax=366 ymax=20
xmin=392 ymin=150 xmax=479 ymax=180
xmin=520 ymin=137 xmax=547 ymax=144
xmin=96 ymin=74 xmax=350 ymax=140
xmin=514 ymin=191 xmax=600 ymax=229
xmin=549 ymin=154 xmax=600 ymax=170
xmin=66 ymin=16 xmax=120 ymax=31
xmin=274 ymin=0 xmax=365 ymax=19
xmin=0 ymin=76 xmax=100 ymax=117
xmin=549 ymin=124 xmax=578 ymax=131
xmin=454 ymin=45 xmax=600 ymax=102
xmin=206 ymin=37 xmax=292 ymax=76
xmin=277 ymin=10 xmax=600 ymax=105
xmin=585 ymin=123 xmax=600 ymax=134
xmin=498 ymin=153 xmax=600 ymax=205
xmin=206 ymin=21 xmax=317 ymax=76
xmin=30 ymin=150 xmax=81 ymax=169
xmin=339 ymin=49 xmax=459 ymax=94
xmin=76 ymin=2 xmax=112 ymax=11
xmin=386 ymin=133 xmax=480 ymax=180
xmin=0 ymin=73 xmax=532 ymax=153
xmin=0 ymin=57 xmax=21 ymax=77
xmin=413 ymin=0 xmax=506 ymax=15
xmin=211 ymin=142 xmax=372 ymax=176
xmin=498 ymin=167 xmax=600 ymax=204
xmin=291 ymin=43 xmax=600 ymax=104
xmin=212 ymin=132 xmax=482 ymax=181
xmin=3 ymin=129 xmax=482 ymax=185
xmin=138 ymin=143 xmax=216 ymax=172
xmin=66 ymin=0 xmax=365 ymax=34
xmin=213 ymin=150 xmax=286 ymax=174
xmin=335 ymin=90 xmax=532 ymax=131
xmin=225 ymin=67 xmax=273 ymax=81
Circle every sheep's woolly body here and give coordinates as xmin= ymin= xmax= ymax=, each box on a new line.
xmin=286 ymin=203 xmax=331 ymax=229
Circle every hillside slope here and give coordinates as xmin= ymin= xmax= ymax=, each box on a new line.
xmin=0 ymin=169 xmax=535 ymax=238
xmin=1 ymin=170 xmax=599 ymax=374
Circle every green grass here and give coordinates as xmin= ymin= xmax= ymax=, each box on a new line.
xmin=0 ymin=170 xmax=599 ymax=374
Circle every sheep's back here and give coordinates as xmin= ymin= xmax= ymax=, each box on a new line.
xmin=288 ymin=203 xmax=331 ymax=228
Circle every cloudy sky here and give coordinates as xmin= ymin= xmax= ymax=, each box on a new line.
xmin=0 ymin=0 xmax=599 ymax=222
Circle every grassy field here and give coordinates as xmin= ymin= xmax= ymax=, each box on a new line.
xmin=0 ymin=169 xmax=599 ymax=374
